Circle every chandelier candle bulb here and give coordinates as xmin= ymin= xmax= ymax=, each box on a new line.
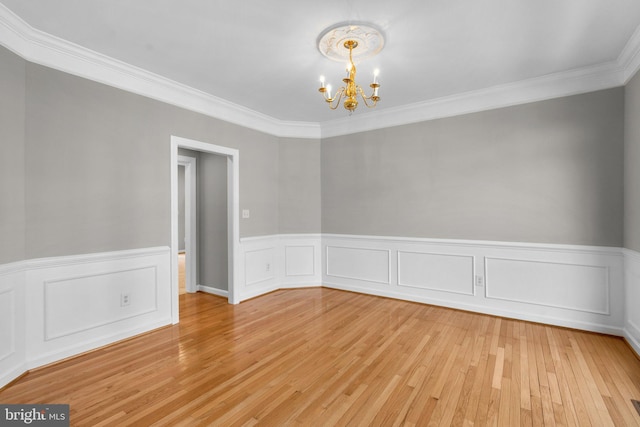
xmin=319 ymin=76 xmax=325 ymax=88
xmin=373 ymin=69 xmax=379 ymax=84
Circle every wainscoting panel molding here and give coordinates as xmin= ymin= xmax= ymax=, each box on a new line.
xmin=0 ymin=264 xmax=26 ymax=389
xmin=24 ymin=247 xmax=171 ymax=372
xmin=239 ymin=235 xmax=321 ymax=301
xmin=398 ymin=251 xmax=475 ymax=296
xmin=239 ymin=236 xmax=280 ymax=301
xmin=326 ymin=246 xmax=391 ymax=284
xmin=244 ymin=247 xmax=277 ymax=286
xmin=624 ymin=249 xmax=640 ymax=356
xmin=281 ymin=235 xmax=322 ymax=288
xmin=0 ymin=247 xmax=172 ymax=389
xmin=485 ymin=257 xmax=610 ymax=314
xmin=0 ymin=289 xmax=16 ymax=363
xmin=285 ymin=246 xmax=315 ymax=277
xmin=322 ymin=234 xmax=625 ymax=336
xmin=43 ymin=266 xmax=159 ymax=341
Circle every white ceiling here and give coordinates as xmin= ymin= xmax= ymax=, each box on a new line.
xmin=2 ymin=0 xmax=640 ymax=126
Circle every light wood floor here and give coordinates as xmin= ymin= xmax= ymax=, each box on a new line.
xmin=2 ymin=288 xmax=640 ymax=426
xmin=178 ymin=252 xmax=186 ymax=295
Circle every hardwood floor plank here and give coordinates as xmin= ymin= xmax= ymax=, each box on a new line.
xmin=498 ymin=377 xmax=511 ymax=426
xmin=462 ymin=334 xmax=493 ymax=425
xmin=568 ymin=337 xmax=615 ymax=426
xmin=1 ymin=288 xmax=639 ymax=426
xmin=558 ymin=342 xmax=592 ymax=426
xmin=492 ymin=346 xmax=505 ymax=390
xmin=520 ymin=334 xmax=533 ymax=411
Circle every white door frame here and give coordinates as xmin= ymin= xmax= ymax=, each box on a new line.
xmin=170 ymin=136 xmax=240 ymax=323
xmin=178 ymin=155 xmax=197 ymax=293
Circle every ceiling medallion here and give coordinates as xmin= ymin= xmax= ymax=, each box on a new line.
xmin=317 ymin=22 xmax=385 ymax=62
xmin=317 ymin=23 xmax=385 ymax=113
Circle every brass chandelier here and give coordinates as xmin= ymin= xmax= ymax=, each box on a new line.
xmin=318 ymin=40 xmax=380 ymax=112
xmin=316 ymin=23 xmax=385 ymax=114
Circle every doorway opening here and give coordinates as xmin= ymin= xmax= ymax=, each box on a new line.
xmin=178 ymin=155 xmax=197 ymax=295
xmin=170 ymin=136 xmax=240 ymax=323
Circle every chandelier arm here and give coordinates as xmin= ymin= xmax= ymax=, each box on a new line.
xmin=358 ymin=85 xmax=378 ymax=100
xmin=327 ymin=88 xmax=346 ymax=110
xmin=357 ymin=86 xmax=378 ymax=108
xmin=357 ymin=86 xmax=370 ymax=105
xmin=358 ymin=86 xmax=371 ymax=100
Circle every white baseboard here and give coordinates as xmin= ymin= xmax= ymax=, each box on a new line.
xmin=241 ymin=283 xmax=281 ymax=301
xmin=0 ymin=364 xmax=26 ymax=390
xmin=0 ymin=247 xmax=172 ymax=389
xmin=197 ymin=285 xmax=228 ymax=298
xmin=26 ymin=319 xmax=171 ymax=370
xmin=280 ymin=282 xmax=323 ymax=290
xmin=624 ymin=326 xmax=640 ymax=357
xmin=321 ymin=281 xmax=623 ymax=336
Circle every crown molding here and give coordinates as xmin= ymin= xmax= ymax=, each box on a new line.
xmin=320 ymin=61 xmax=624 ymax=138
xmin=0 ymin=4 xmax=637 ymax=140
xmin=0 ymin=4 xmax=321 ymax=139
xmin=320 ymin=23 xmax=639 ymax=138
xmin=620 ymin=25 xmax=640 ymax=84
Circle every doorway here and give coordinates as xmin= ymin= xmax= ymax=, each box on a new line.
xmin=178 ymin=155 xmax=197 ymax=295
xmin=170 ymin=136 xmax=240 ymax=323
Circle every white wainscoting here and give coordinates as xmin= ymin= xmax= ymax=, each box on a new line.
xmin=485 ymin=258 xmax=610 ymax=314
xmin=239 ymin=234 xmax=322 ymax=301
xmin=624 ymin=249 xmax=640 ymax=356
xmin=244 ymin=246 xmax=277 ymax=287
xmin=42 ymin=266 xmax=159 ymax=341
xmin=0 ymin=247 xmax=171 ymax=389
xmin=0 ymin=262 xmax=26 ymax=389
xmin=326 ymin=246 xmax=391 ymax=284
xmin=322 ymin=234 xmax=624 ymax=336
xmin=240 ymin=234 xmax=626 ymax=337
xmin=285 ymin=245 xmax=315 ymax=277
xmin=398 ymin=251 xmax=475 ymax=296
xmin=1 ymin=237 xmax=635 ymax=389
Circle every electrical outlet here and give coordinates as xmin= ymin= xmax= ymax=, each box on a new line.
xmin=475 ymin=275 xmax=484 ymax=287
xmin=266 ymin=263 xmax=271 ymax=272
xmin=242 ymin=209 xmax=250 ymax=219
xmin=121 ymin=293 xmax=131 ymax=307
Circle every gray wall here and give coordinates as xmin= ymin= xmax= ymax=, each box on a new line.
xmin=278 ymin=138 xmax=322 ymax=233
xmin=0 ymin=45 xmax=631 ymax=265
xmin=322 ymin=89 xmax=625 ymax=247
xmin=24 ymin=61 xmax=280 ymax=259
xmin=625 ymin=71 xmax=640 ymax=252
xmin=199 ymin=152 xmax=228 ymax=289
xmin=0 ymin=46 xmax=26 ymax=264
